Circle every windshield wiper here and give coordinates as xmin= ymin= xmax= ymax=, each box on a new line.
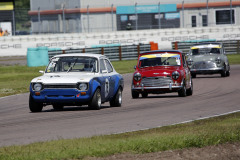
xmin=67 ymin=66 xmax=72 ymax=73
xmin=67 ymin=58 xmax=78 ymax=73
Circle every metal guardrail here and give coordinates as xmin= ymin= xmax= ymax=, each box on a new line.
xmin=48 ymin=44 xmax=151 ymax=61
xmin=172 ymin=40 xmax=240 ymax=55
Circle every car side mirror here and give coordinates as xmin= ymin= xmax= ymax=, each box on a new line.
xmin=134 ymin=66 xmax=136 ymax=70
xmin=102 ymin=70 xmax=108 ymax=74
xmin=39 ymin=70 xmax=44 ymax=74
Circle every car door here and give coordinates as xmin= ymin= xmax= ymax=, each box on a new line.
xmin=99 ymin=58 xmax=111 ymax=102
xmin=104 ymin=59 xmax=116 ymax=99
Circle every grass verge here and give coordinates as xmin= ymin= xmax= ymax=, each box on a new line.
xmin=0 ymin=112 xmax=240 ymax=160
xmin=227 ymin=54 xmax=240 ymax=65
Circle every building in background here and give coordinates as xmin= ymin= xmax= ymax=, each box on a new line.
xmin=28 ymin=0 xmax=240 ymax=34
xmin=0 ymin=0 xmax=15 ymax=35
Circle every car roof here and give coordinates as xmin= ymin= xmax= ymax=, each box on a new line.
xmin=52 ymin=53 xmax=106 ymax=59
xmin=140 ymin=50 xmax=182 ymax=56
xmin=191 ymin=42 xmax=222 ymax=48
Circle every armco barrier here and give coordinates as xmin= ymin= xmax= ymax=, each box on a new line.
xmin=48 ymin=44 xmax=151 ymax=61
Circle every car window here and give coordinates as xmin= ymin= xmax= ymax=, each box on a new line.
xmin=100 ymin=59 xmax=106 ymax=73
xmin=191 ymin=45 xmax=221 ymax=55
xmin=104 ymin=59 xmax=113 ymax=73
xmin=139 ymin=53 xmax=181 ymax=67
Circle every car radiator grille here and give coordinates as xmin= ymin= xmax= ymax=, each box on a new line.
xmin=44 ymin=84 xmax=77 ymax=89
xmin=192 ymin=61 xmax=216 ymax=69
xmin=141 ymin=77 xmax=172 ymax=87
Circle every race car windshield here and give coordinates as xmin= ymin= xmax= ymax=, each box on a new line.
xmin=139 ymin=53 xmax=181 ymax=68
xmin=46 ymin=57 xmax=98 ymax=73
xmin=191 ymin=47 xmax=221 ymax=55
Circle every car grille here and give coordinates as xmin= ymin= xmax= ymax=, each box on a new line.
xmin=141 ymin=77 xmax=172 ymax=87
xmin=44 ymin=84 xmax=77 ymax=89
xmin=192 ymin=61 xmax=216 ymax=69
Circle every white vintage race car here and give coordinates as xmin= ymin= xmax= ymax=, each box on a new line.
xmin=29 ymin=53 xmax=124 ymax=112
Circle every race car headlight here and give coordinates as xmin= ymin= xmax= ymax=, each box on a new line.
xmin=78 ymin=83 xmax=88 ymax=91
xmin=187 ymin=59 xmax=193 ymax=66
xmin=172 ymin=71 xmax=180 ymax=80
xmin=33 ymin=83 xmax=43 ymax=91
xmin=215 ymin=57 xmax=221 ymax=64
xmin=134 ymin=72 xmax=142 ymax=81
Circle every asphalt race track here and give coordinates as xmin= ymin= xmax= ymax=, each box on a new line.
xmin=0 ymin=65 xmax=240 ymax=147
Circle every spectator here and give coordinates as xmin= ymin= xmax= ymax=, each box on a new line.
xmin=3 ymin=30 xmax=9 ymax=36
xmin=0 ymin=28 xmax=3 ymax=36
xmin=126 ymin=23 xmax=132 ymax=30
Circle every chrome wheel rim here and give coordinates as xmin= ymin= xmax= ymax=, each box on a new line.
xmin=97 ymin=92 xmax=101 ymax=107
xmin=118 ymin=90 xmax=122 ymax=104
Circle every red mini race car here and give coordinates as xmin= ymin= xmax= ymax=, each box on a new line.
xmin=131 ymin=50 xmax=193 ymax=98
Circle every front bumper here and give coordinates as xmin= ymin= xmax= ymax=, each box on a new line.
xmin=190 ymin=67 xmax=224 ymax=74
xmin=30 ymin=88 xmax=92 ymax=104
xmin=132 ymin=83 xmax=182 ymax=93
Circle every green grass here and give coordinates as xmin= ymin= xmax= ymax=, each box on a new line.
xmin=227 ymin=54 xmax=240 ymax=64
xmin=112 ymin=60 xmax=137 ymax=74
xmin=0 ymin=65 xmax=45 ymax=97
xmin=0 ymin=112 xmax=240 ymax=160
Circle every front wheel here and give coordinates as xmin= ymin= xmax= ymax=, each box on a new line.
xmin=131 ymin=90 xmax=139 ymax=99
xmin=142 ymin=92 xmax=148 ymax=98
xmin=89 ymin=89 xmax=101 ymax=110
xmin=178 ymin=82 xmax=187 ymax=97
xmin=191 ymin=73 xmax=196 ymax=78
xmin=221 ymin=65 xmax=227 ymax=77
xmin=186 ymin=79 xmax=193 ymax=96
xmin=29 ymin=94 xmax=43 ymax=112
xmin=110 ymin=88 xmax=122 ymax=107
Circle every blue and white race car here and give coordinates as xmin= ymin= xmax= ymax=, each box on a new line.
xmin=29 ymin=53 xmax=124 ymax=112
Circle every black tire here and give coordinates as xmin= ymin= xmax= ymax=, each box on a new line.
xmin=221 ymin=65 xmax=227 ymax=77
xmin=142 ymin=92 xmax=148 ymax=98
xmin=52 ymin=104 xmax=64 ymax=110
xmin=29 ymin=94 xmax=43 ymax=112
xmin=89 ymin=88 xmax=101 ymax=110
xmin=110 ymin=88 xmax=122 ymax=107
xmin=131 ymin=90 xmax=139 ymax=99
xmin=226 ymin=65 xmax=230 ymax=77
xmin=178 ymin=82 xmax=187 ymax=97
xmin=191 ymin=73 xmax=196 ymax=78
xmin=186 ymin=79 xmax=193 ymax=96
xmin=226 ymin=70 xmax=230 ymax=77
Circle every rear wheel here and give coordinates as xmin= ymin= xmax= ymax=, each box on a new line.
xmin=131 ymin=90 xmax=139 ymax=99
xmin=178 ymin=82 xmax=187 ymax=97
xmin=89 ymin=89 xmax=101 ymax=110
xmin=110 ymin=88 xmax=122 ymax=107
xmin=29 ymin=94 xmax=43 ymax=112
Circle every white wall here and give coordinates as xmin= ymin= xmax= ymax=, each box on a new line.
xmin=0 ymin=25 xmax=240 ymax=57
